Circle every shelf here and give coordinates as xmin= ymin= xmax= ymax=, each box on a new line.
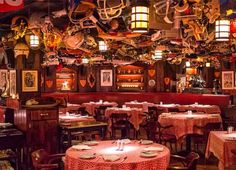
xmin=117 ymin=74 xmax=143 ymax=76
xmin=116 ymin=82 xmax=144 ymax=84
xmin=116 ymin=64 xmax=145 ymax=91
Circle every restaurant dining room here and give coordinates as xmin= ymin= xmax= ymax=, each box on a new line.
xmin=1 ymin=0 xmax=236 ymax=170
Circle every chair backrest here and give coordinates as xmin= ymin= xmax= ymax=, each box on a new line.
xmin=186 ymin=152 xmax=200 ymax=170
xmin=31 ymin=149 xmax=49 ymax=168
xmin=204 ymin=122 xmax=222 ymax=137
xmin=147 ymin=107 xmax=165 ymax=121
xmin=78 ymin=106 xmax=88 ymax=115
xmin=95 ymin=106 xmax=109 ymax=121
xmin=111 ymin=113 xmax=129 ymax=122
xmin=168 ymin=108 xmax=179 ymax=112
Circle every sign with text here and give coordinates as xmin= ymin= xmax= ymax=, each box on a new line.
xmin=0 ymin=0 xmax=24 ymax=12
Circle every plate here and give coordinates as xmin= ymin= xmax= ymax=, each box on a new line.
xmin=103 ymin=154 xmax=120 ymax=162
xmin=225 ymin=137 xmax=236 ymax=141
xmin=83 ymin=141 xmax=99 ymax=146
xmin=143 ymin=146 xmax=164 ymax=152
xmin=140 ymin=140 xmax=153 ymax=145
xmin=79 ymin=153 xmax=96 ymax=159
xmin=140 ymin=151 xmax=158 ymax=158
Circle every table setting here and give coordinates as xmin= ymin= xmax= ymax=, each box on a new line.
xmin=65 ymin=139 xmax=170 ymax=170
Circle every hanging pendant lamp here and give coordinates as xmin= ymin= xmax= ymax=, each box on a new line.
xmin=131 ymin=0 xmax=149 ymax=33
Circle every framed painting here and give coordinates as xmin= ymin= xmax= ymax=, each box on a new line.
xmin=22 ymin=70 xmax=38 ymax=92
xmin=222 ymin=71 xmax=234 ymax=89
xmin=9 ymin=70 xmax=16 ymax=96
xmin=100 ymin=69 xmax=112 ymax=86
xmin=0 ymin=69 xmax=8 ymax=95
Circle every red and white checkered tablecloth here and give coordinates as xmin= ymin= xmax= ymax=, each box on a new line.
xmin=65 ymin=140 xmax=170 ymax=170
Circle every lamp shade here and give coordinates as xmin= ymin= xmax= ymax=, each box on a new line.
xmin=215 ymin=19 xmax=230 ymax=41
xmin=98 ymin=40 xmax=107 ymax=51
xmin=131 ymin=1 xmax=149 ymax=33
xmin=30 ymin=35 xmax=39 ymax=47
xmin=152 ymin=50 xmax=162 ymax=60
xmin=185 ymin=61 xmax=191 ymax=67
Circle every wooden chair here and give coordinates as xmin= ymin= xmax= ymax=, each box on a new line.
xmin=110 ymin=113 xmax=131 ymax=139
xmin=77 ymin=106 xmax=89 ymax=116
xmin=156 ymin=122 xmax=179 ymax=152
xmin=192 ymin=122 xmax=222 ymax=152
xmin=94 ymin=106 xmax=109 ymax=122
xmin=31 ymin=149 xmax=65 ymax=170
xmin=168 ymin=152 xmax=200 ymax=170
xmin=168 ymin=108 xmax=180 ymax=112
xmin=232 ymin=149 xmax=236 ymax=156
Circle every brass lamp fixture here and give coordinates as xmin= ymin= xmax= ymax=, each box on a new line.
xmin=215 ymin=19 xmax=230 ymax=41
xmin=131 ymin=0 xmax=149 ymax=33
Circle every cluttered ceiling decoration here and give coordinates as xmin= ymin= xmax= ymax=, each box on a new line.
xmin=0 ymin=0 xmax=235 ymax=68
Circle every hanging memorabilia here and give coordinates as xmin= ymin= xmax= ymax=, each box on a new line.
xmin=0 ymin=0 xmax=24 ymax=12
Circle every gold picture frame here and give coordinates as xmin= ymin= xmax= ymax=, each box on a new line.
xmin=22 ymin=70 xmax=38 ymax=92
xmin=222 ymin=71 xmax=234 ymax=90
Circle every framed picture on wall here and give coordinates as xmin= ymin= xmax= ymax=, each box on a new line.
xmin=222 ymin=71 xmax=234 ymax=89
xmin=0 ymin=69 xmax=8 ymax=96
xmin=22 ymin=70 xmax=38 ymax=92
xmin=101 ymin=69 xmax=113 ymax=86
xmin=9 ymin=70 xmax=16 ymax=96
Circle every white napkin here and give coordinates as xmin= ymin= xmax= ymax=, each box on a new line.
xmin=122 ymin=139 xmax=131 ymax=144
xmin=143 ymin=146 xmax=164 ymax=152
xmin=71 ymin=144 xmax=91 ymax=150
xmin=102 ymin=154 xmax=120 ymax=162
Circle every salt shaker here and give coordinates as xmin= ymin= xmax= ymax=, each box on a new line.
xmin=116 ymin=140 xmax=121 ymax=150
xmin=120 ymin=140 xmax=124 ymax=151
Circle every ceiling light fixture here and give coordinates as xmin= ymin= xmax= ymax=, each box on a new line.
xmin=131 ymin=0 xmax=149 ymax=33
xmin=152 ymin=50 xmax=162 ymax=60
xmin=215 ymin=19 xmax=230 ymax=41
xmin=30 ymin=35 xmax=39 ymax=47
xmin=98 ymin=40 xmax=108 ymax=51
xmin=185 ymin=61 xmax=191 ymax=67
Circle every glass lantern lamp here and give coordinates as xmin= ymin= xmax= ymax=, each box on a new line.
xmin=131 ymin=0 xmax=149 ymax=33
xmin=152 ymin=50 xmax=162 ymax=60
xmin=99 ymin=40 xmax=108 ymax=51
xmin=30 ymin=35 xmax=40 ymax=47
xmin=215 ymin=19 xmax=230 ymax=41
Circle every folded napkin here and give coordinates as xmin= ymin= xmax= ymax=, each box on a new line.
xmin=102 ymin=154 xmax=120 ymax=162
xmin=143 ymin=146 xmax=164 ymax=152
xmin=71 ymin=144 xmax=91 ymax=150
xmin=122 ymin=139 xmax=131 ymax=144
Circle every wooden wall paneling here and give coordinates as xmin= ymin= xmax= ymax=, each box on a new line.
xmin=146 ymin=64 xmax=157 ymax=92
xmin=78 ymin=65 xmax=88 ymax=92
xmin=43 ymin=66 xmax=56 ymax=92
xmin=87 ymin=65 xmax=97 ymax=92
xmin=156 ymin=61 xmax=165 ymax=92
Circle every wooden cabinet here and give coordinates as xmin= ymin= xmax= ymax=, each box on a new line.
xmin=116 ymin=65 xmax=145 ymax=91
xmin=14 ymin=107 xmax=59 ymax=168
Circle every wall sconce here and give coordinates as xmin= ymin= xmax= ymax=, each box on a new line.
xmin=98 ymin=40 xmax=108 ymax=51
xmin=185 ymin=61 xmax=191 ymax=67
xmin=205 ymin=61 xmax=211 ymax=67
xmin=215 ymin=19 xmax=230 ymax=41
xmin=82 ymin=58 xmax=89 ymax=64
xmin=131 ymin=0 xmax=149 ymax=33
xmin=30 ymin=35 xmax=40 ymax=47
xmin=152 ymin=50 xmax=162 ymax=60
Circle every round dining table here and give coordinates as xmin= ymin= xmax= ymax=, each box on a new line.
xmin=158 ymin=112 xmax=222 ymax=152
xmin=65 ymin=140 xmax=170 ymax=170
